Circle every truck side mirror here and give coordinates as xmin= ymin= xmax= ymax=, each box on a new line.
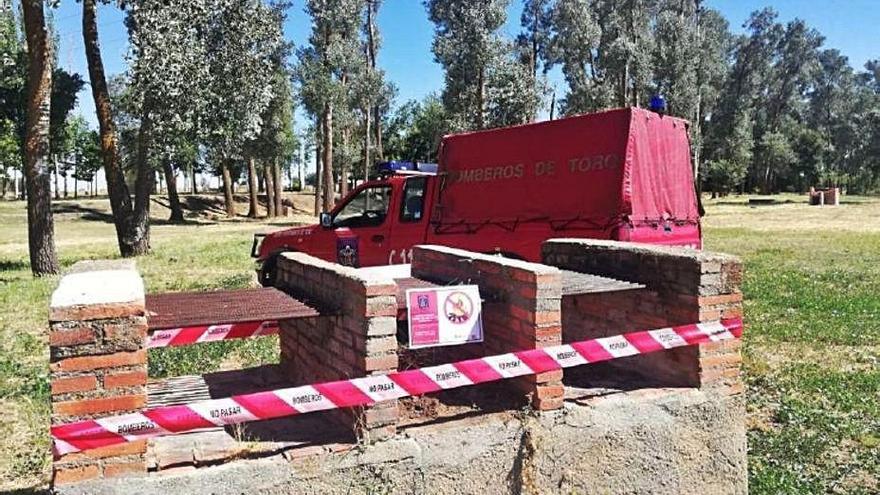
xmin=320 ymin=212 xmax=332 ymax=228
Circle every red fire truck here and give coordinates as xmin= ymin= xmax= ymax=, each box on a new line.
xmin=252 ymin=107 xmax=701 ymax=286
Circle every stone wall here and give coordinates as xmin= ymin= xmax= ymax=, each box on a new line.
xmin=275 ymin=252 xmax=399 ymax=442
xmin=49 ymin=260 xmax=149 ymax=485
xmin=56 ymin=388 xmax=748 ymax=495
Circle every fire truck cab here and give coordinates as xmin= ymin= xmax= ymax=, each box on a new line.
xmin=253 ymin=107 xmax=702 ymax=286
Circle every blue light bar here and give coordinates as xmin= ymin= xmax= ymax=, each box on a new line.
xmin=376 ymin=161 xmax=438 ymax=174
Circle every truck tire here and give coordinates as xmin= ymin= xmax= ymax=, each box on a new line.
xmin=259 ymin=253 xmax=284 ymax=287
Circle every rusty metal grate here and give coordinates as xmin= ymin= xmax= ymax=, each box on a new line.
xmin=146 ymin=288 xmax=319 ymax=331
xmin=559 ymin=270 xmax=643 ymax=295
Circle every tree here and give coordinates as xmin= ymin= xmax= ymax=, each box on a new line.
xmin=127 ymin=0 xmax=214 ymax=223
xmin=704 ymin=158 xmax=747 ymax=197
xmin=593 ymin=0 xmax=656 ymax=107
xmin=755 ymin=130 xmax=796 ymax=193
xmin=21 ymin=0 xmax=58 ymax=274
xmin=82 ymin=0 xmax=152 ymax=255
xmin=546 ymin=0 xmax=604 ymax=114
xmin=517 ymin=0 xmax=553 ymax=121
xmin=298 ymin=0 xmax=361 ymax=211
xmin=426 ymin=0 xmax=509 ymax=130
xmin=202 ymin=0 xmax=286 ymax=217
xmin=384 ymin=94 xmax=447 ymax=163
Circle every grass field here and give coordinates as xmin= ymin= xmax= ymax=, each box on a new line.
xmin=1 ymin=192 xmax=878 ymax=493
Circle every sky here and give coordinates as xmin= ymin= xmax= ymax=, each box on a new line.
xmin=42 ymin=0 xmax=880 ymax=136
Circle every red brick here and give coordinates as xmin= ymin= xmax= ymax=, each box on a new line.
xmin=698 ymin=309 xmax=722 ymax=321
xmin=50 ymin=327 xmax=97 ymax=347
xmin=721 ymin=307 xmax=744 ymax=319
xmin=700 ymin=352 xmax=743 ymax=370
xmin=61 ymin=440 xmax=147 ymax=461
xmin=534 ymin=370 xmax=563 ymax=383
xmin=103 ymin=460 xmax=147 ymax=478
xmin=364 ymin=354 xmax=398 ymax=372
xmin=363 ymin=283 xmax=398 ymax=297
xmin=364 ymin=404 xmax=399 ymax=425
xmin=700 ymin=367 xmax=740 ymax=383
xmin=534 ymin=384 xmax=564 ymax=399
xmin=53 ymin=463 xmax=100 ymax=485
xmin=533 ymin=311 xmax=560 ymax=325
xmin=533 ymin=396 xmax=563 ymax=411
xmin=50 ymin=301 xmax=145 ymax=323
xmin=534 ymin=325 xmax=562 ymax=340
xmin=54 ymin=394 xmax=146 ymax=416
xmin=104 ymin=370 xmax=147 ymax=389
xmin=510 ymin=269 xmax=537 ymax=283
xmin=698 ymin=293 xmax=743 ymax=306
xmin=104 ymin=321 xmax=148 ymax=342
xmin=52 ymin=376 xmax=98 ymax=395
xmin=51 ymin=350 xmax=146 ymax=372
xmin=700 ymin=340 xmax=741 ymax=354
xmin=284 ymin=445 xmax=326 ymax=461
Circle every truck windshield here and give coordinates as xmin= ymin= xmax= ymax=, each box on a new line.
xmin=332 ymin=185 xmax=392 ymax=228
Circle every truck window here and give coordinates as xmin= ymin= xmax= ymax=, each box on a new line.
xmin=333 ymin=185 xmax=392 ymax=228
xmin=400 ymin=177 xmax=427 ymax=222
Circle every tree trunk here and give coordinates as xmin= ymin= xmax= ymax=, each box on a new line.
xmin=366 ymin=1 xmax=383 ymax=161
xmin=364 ymin=107 xmax=371 ymax=182
xmin=73 ymin=168 xmax=77 ymax=199
xmin=162 ymin=159 xmax=184 ymax=222
xmin=273 ymin=158 xmax=282 ymax=215
xmin=130 ymin=116 xmax=153 ymax=255
xmin=221 ymin=160 xmax=235 ymax=217
xmin=298 ymin=145 xmax=304 ymax=192
xmin=191 ymin=163 xmax=198 ymax=194
xmin=314 ymin=118 xmax=322 ymax=216
xmin=246 ymin=156 xmax=258 ymax=218
xmin=21 ymin=0 xmax=58 ymax=276
xmin=53 ymin=155 xmax=59 ymax=199
xmin=264 ymin=163 xmax=276 ymax=218
xmin=321 ymin=103 xmax=334 ymax=211
xmin=83 ymin=0 xmax=148 ymax=256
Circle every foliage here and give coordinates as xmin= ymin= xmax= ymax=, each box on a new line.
xmin=0 ymin=2 xmax=83 ymax=176
xmin=427 ymin=0 xmax=542 ymax=130
xmin=704 ymin=158 xmax=747 ymax=196
xmin=384 ymin=94 xmax=447 ymax=163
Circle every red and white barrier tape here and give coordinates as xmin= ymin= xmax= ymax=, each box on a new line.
xmin=53 ymin=318 xmax=742 ymax=456
xmin=146 ymin=321 xmax=279 ymax=348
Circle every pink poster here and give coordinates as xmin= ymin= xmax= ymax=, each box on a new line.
xmin=406 ymin=286 xmax=483 ymax=349
xmin=408 ymin=290 xmax=440 ymax=347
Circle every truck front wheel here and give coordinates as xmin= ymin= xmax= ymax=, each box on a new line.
xmin=258 ymin=253 xmax=285 ymax=287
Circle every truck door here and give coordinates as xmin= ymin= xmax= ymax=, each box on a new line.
xmin=327 ymin=183 xmax=393 ymax=267
xmin=387 ymin=176 xmax=431 ymax=264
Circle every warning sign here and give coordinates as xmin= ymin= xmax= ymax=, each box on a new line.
xmin=406 ymin=286 xmax=483 ymax=349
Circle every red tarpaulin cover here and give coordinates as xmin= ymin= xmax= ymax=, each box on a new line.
xmin=433 ymin=107 xmax=698 ymax=230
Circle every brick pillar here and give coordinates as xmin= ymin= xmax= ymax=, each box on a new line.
xmin=693 ymin=265 xmax=744 ymax=395
xmin=49 ymin=260 xmax=148 ymax=485
xmin=542 ymin=239 xmax=744 ymax=396
xmin=411 ymin=245 xmax=564 ymax=411
xmin=276 ymin=253 xmax=399 ymax=442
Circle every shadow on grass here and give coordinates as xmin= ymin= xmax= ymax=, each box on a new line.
xmin=2 ymin=487 xmax=50 ymax=494
xmin=0 ymin=258 xmax=28 ymax=272
xmin=52 ymin=199 xmax=222 ymax=226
